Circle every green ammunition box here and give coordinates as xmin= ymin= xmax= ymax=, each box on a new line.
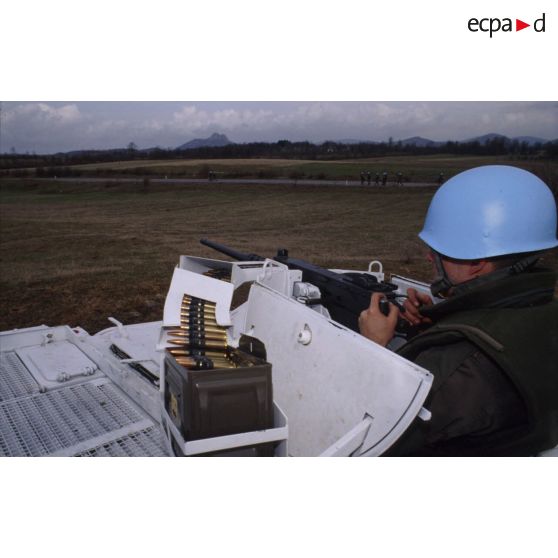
xmin=164 ymin=349 xmax=273 ymax=442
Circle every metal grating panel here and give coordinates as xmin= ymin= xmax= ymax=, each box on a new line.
xmin=0 ymin=379 xmax=151 ymax=457
xmin=0 ymin=352 xmax=41 ymax=402
xmin=76 ymin=427 xmax=170 ymax=457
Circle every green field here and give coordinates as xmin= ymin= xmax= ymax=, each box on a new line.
xmin=1 ymin=156 xmax=557 ymax=334
xmin=24 ymin=154 xmax=558 ymax=184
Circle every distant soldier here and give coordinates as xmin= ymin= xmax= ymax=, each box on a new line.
xmin=438 ymin=172 xmax=445 ymax=185
xmin=396 ymin=172 xmax=403 ymax=186
xmin=366 ymin=171 xmax=371 ymax=186
xmin=360 ymin=171 xmax=366 ymax=185
xmin=375 ymin=173 xmax=380 ymax=186
xmin=382 ymin=171 xmax=388 ymax=186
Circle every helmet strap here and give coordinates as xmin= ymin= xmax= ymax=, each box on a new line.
xmin=449 ymin=254 xmax=541 ymax=298
xmin=429 ymin=251 xmax=454 ymax=298
xmin=429 ymin=250 xmax=540 ymax=299
xmin=509 ymin=254 xmax=540 ymax=274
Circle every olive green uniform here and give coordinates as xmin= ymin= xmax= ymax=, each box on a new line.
xmin=386 ymin=268 xmax=558 ymax=457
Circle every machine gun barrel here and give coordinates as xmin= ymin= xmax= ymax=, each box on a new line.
xmin=200 ymin=239 xmax=409 ymax=334
xmin=200 ymin=239 xmax=264 ymax=262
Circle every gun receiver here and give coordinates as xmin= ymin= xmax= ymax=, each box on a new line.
xmin=200 ymin=239 xmax=408 ymax=334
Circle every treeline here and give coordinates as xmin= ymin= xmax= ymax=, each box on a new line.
xmin=1 ymin=137 xmax=557 ymax=171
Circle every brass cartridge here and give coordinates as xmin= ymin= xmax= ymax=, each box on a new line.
xmin=168 ymin=348 xmax=228 ymax=358
xmin=180 ymin=312 xmax=217 ymax=322
xmin=181 ymin=303 xmax=216 ymax=312
xmin=168 ymin=332 xmax=226 ymax=343
xmin=180 ymin=305 xmax=216 ymax=312
xmin=182 ymin=296 xmax=216 ymax=307
xmin=167 ymin=328 xmax=226 ymax=336
xmin=167 ymin=339 xmax=228 ymax=349
xmin=179 ymin=323 xmax=220 ymax=332
xmin=180 ymin=310 xmax=216 ymax=319
xmin=174 ymin=356 xmax=233 ymax=369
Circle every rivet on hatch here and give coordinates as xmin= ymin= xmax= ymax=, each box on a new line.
xmin=297 ymin=324 xmax=312 ymax=345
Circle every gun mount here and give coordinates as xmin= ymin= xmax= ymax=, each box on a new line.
xmin=200 ymin=238 xmax=409 ymax=333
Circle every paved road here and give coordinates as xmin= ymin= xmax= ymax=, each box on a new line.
xmin=35 ymin=177 xmax=438 ymax=188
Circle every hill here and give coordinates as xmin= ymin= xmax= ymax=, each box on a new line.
xmin=176 ymin=133 xmax=233 ymax=150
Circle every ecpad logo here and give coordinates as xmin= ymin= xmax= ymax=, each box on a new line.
xmin=468 ymin=13 xmax=546 ymax=37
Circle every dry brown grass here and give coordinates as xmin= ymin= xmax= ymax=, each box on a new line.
xmin=1 ymin=178 xmax=557 ymax=334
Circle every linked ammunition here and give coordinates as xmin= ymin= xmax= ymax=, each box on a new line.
xmin=182 ymin=296 xmax=216 ymax=307
xmin=171 ymin=325 xmax=226 ymax=335
xmin=168 ymin=348 xmax=228 ymax=358
xmin=173 ymin=357 xmax=213 ymax=370
xmin=180 ymin=312 xmax=217 ymax=322
xmin=179 ymin=356 xmax=234 ymax=368
xmin=181 ymin=302 xmax=216 ymax=310
xmin=180 ymin=316 xmax=206 ymax=324
xmin=168 ymin=339 xmax=228 ymax=349
xmin=174 ymin=356 xmax=233 ymax=369
xmin=180 ymin=315 xmax=216 ymax=323
xmin=168 ymin=332 xmax=226 ymax=342
xmin=180 ymin=317 xmax=220 ymax=329
xmin=188 ymin=352 xmax=231 ymax=361
xmin=181 ymin=300 xmax=216 ymax=312
xmin=203 ymin=269 xmax=231 ymax=281
xmin=180 ymin=310 xmax=218 ymax=319
xmin=168 ymin=337 xmax=226 ymax=347
xmin=167 ymin=328 xmax=226 ymax=337
xmin=180 ymin=306 xmax=215 ymax=315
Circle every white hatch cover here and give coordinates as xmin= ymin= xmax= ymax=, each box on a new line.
xmin=16 ymin=340 xmax=100 ymax=389
xmin=242 ymin=283 xmax=433 ymax=457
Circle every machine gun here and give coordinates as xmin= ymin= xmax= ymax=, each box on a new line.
xmin=200 ymin=239 xmax=409 ymax=334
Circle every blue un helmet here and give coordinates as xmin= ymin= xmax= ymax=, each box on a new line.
xmin=419 ymin=165 xmax=558 ymax=297
xmin=419 ymin=165 xmax=558 ymax=260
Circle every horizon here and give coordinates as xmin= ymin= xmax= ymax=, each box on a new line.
xmin=1 ymin=130 xmax=556 ymax=157
xmin=1 ymin=101 xmax=556 ymax=155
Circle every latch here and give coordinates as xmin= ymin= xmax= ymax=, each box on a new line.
xmin=293 ymin=282 xmax=322 ymax=305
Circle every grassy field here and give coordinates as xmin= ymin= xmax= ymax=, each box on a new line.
xmin=28 ymin=155 xmax=558 ymax=184
xmin=1 ymin=167 xmax=557 ymax=334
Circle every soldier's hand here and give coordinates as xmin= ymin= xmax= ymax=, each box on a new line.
xmin=401 ymin=288 xmax=433 ymax=326
xmin=359 ymin=293 xmax=399 ymax=347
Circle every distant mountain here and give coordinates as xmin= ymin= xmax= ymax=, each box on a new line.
xmin=465 ymin=133 xmax=509 ymax=145
xmin=57 ymin=148 xmax=129 ymax=156
xmin=399 ymin=136 xmax=441 ymax=147
xmin=333 ymin=139 xmax=377 ymax=145
xmin=462 ymin=133 xmax=551 ymax=146
xmin=512 ymin=136 xmax=550 ymax=146
xmin=176 ymin=133 xmax=233 ymax=150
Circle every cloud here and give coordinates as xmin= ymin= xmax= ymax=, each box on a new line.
xmin=1 ymin=101 xmax=556 ymax=154
xmin=167 ymin=102 xmax=445 ymax=142
xmin=4 ymin=102 xmax=82 ymax=125
xmin=2 ymin=102 xmax=87 ymax=152
xmin=171 ymin=105 xmax=276 ymax=134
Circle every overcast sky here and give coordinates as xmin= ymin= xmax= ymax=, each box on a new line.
xmin=1 ymin=101 xmax=556 ymax=154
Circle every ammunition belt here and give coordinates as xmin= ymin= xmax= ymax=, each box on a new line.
xmin=166 ymin=294 xmax=235 ymax=370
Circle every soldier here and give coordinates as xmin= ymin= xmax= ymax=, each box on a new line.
xmin=382 ymin=171 xmax=388 ymax=186
xmin=359 ymin=166 xmax=558 ymax=456
xmin=396 ymin=172 xmax=403 ymax=186
xmin=360 ymin=171 xmax=365 ymax=185
xmin=366 ymin=171 xmax=371 ymax=186
xmin=375 ymin=173 xmax=380 ymax=187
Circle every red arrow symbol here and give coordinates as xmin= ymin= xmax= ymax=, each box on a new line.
xmin=516 ymin=19 xmax=530 ymax=31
